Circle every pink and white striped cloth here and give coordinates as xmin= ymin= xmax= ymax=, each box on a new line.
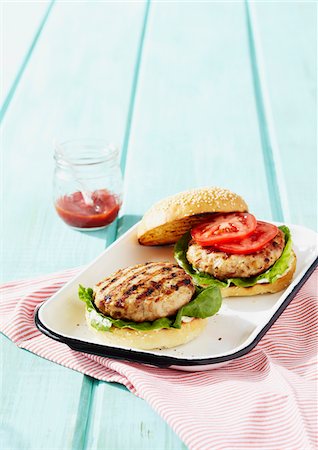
xmin=1 ymin=268 xmax=317 ymax=450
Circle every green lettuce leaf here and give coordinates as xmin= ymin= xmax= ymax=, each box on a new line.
xmin=78 ymin=285 xmax=95 ymax=310
xmin=78 ymin=283 xmax=222 ymax=332
xmin=174 ymin=232 xmax=228 ymax=288
xmin=174 ymin=226 xmax=293 ymax=288
xmin=173 ymin=286 xmax=222 ymax=328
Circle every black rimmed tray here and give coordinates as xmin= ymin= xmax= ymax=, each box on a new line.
xmin=35 ymin=223 xmax=317 ymax=371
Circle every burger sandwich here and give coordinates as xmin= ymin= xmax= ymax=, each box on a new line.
xmin=79 ymin=262 xmax=222 ymax=350
xmin=137 ymin=187 xmax=296 ymax=297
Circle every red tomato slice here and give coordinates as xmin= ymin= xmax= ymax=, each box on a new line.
xmin=191 ymin=212 xmax=257 ymax=246
xmin=212 ymin=221 xmax=279 ymax=255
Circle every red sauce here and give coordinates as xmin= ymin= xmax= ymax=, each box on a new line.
xmin=55 ymin=189 xmax=121 ymax=228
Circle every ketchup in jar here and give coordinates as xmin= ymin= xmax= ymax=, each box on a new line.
xmin=55 ymin=189 xmax=121 ymax=229
xmin=53 ymin=140 xmax=123 ymax=230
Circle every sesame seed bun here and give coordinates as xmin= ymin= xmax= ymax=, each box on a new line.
xmin=86 ymin=313 xmax=207 ymax=350
xmin=137 ymin=187 xmax=248 ymax=246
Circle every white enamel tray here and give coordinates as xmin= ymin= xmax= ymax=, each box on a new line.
xmin=35 ymin=223 xmax=318 ymax=371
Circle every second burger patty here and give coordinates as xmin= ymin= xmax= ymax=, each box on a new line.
xmin=93 ymin=262 xmax=195 ymax=322
xmin=187 ymin=229 xmax=285 ymax=280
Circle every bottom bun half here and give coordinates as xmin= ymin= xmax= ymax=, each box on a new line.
xmin=85 ymin=313 xmax=207 ymax=350
xmin=221 ymin=251 xmax=297 ymax=298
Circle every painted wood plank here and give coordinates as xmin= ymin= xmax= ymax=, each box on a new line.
xmin=85 ymin=2 xmax=275 ymax=449
xmin=2 ymin=1 xmax=145 ymax=282
xmin=82 ymin=4 xmax=316 ymax=448
xmin=2 ymin=3 xmax=151 ymax=450
xmin=1 ymin=335 xmax=91 ymax=450
xmin=82 ymin=381 xmax=187 ymax=450
xmin=3 ymin=3 xmax=314 ymax=450
xmin=2 ymin=1 xmax=185 ymax=448
xmin=122 ymin=1 xmax=273 ymax=222
xmin=1 ymin=0 xmax=50 ymax=106
xmin=80 ymin=221 xmax=188 ymax=450
xmin=71 ymin=3 xmax=187 ymax=448
xmin=249 ymin=1 xmax=317 ymax=228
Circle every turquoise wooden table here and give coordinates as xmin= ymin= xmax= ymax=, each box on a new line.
xmin=1 ymin=1 xmax=316 ymax=449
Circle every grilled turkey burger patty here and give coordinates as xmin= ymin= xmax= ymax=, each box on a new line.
xmin=186 ymin=229 xmax=285 ymax=280
xmin=93 ymin=262 xmax=195 ymax=322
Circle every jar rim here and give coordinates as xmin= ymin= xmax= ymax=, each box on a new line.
xmin=54 ymin=139 xmax=119 ymax=166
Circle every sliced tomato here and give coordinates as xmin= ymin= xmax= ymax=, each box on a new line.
xmin=191 ymin=212 xmax=257 ymax=246
xmin=212 ymin=221 xmax=279 ymax=255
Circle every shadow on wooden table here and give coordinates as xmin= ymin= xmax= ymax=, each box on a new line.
xmin=117 ymin=214 xmax=142 ymax=237
xmin=77 ymin=215 xmax=142 ymax=240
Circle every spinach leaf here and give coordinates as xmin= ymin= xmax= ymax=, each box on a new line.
xmin=173 ymin=286 xmax=222 ymax=328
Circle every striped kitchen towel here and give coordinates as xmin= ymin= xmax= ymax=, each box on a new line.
xmin=1 ymin=268 xmax=317 ymax=450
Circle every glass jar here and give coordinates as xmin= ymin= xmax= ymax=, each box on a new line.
xmin=53 ymin=139 xmax=123 ymax=230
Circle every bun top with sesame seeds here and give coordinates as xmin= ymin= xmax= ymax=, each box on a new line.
xmin=137 ymin=187 xmax=248 ymax=246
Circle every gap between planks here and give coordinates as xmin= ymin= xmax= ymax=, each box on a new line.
xmin=73 ymin=2 xmax=288 ymax=447
xmin=245 ymin=0 xmax=288 ymax=223
xmin=0 ymin=0 xmax=55 ymax=122
xmin=71 ymin=2 xmax=151 ymax=449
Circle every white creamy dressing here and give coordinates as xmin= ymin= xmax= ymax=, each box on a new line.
xmin=181 ymin=316 xmax=194 ymax=323
xmin=256 ymin=278 xmax=270 ymax=284
xmin=88 ymin=308 xmax=112 ymax=328
xmin=89 ymin=308 xmax=194 ymax=327
xmin=255 ymin=262 xmax=291 ymax=284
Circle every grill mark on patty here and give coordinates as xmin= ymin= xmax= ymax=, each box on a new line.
xmin=150 ymin=280 xmax=162 ymax=289
xmin=119 ymin=271 xmax=184 ymax=302
xmin=98 ymin=267 xmax=126 ymax=291
xmin=118 ymin=266 xmax=176 ymax=292
xmin=98 ymin=264 xmax=157 ymax=293
xmin=111 ymin=310 xmax=125 ymax=319
xmin=134 ymin=274 xmax=193 ymax=303
xmin=94 ymin=262 xmax=195 ymax=322
xmin=121 ymin=270 xmax=184 ymax=303
xmin=124 ymin=284 xmax=138 ymax=295
xmin=97 ymin=264 xmax=184 ymax=303
xmin=101 ymin=266 xmax=193 ymax=307
xmin=114 ymin=298 xmax=125 ymax=308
